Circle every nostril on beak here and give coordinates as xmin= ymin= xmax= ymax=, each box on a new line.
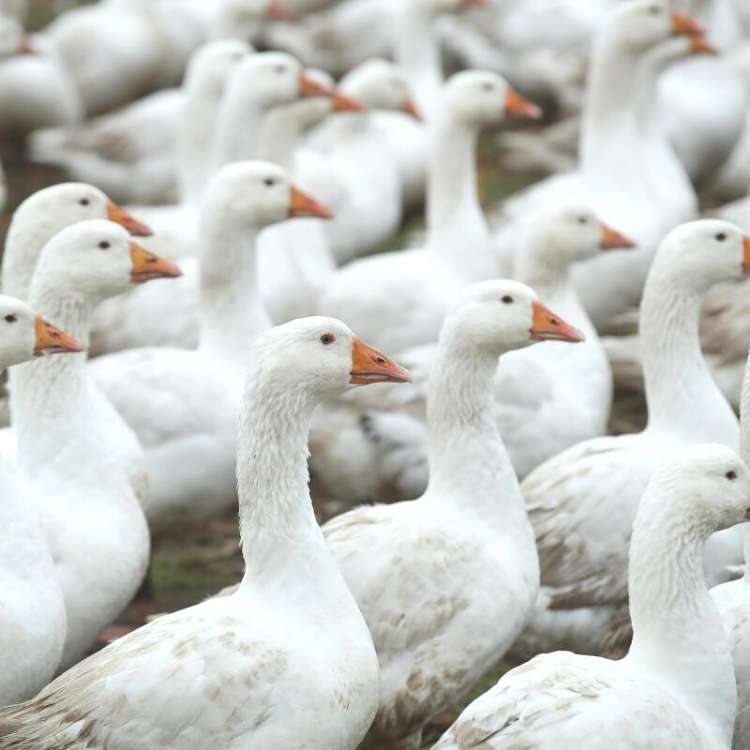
xmin=376 ymin=357 xmax=385 ymax=365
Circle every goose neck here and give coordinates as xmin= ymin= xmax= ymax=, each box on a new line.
xmin=425 ymin=333 xmax=521 ymax=525
xmin=515 ymin=239 xmax=573 ymax=297
xmin=256 ymin=107 xmax=304 ymax=171
xmin=212 ymin=86 xmax=265 ymax=172
xmin=640 ymin=266 xmax=737 ymax=444
xmin=627 ymin=496 xmax=736 ymax=748
xmin=426 ymin=116 xmax=491 ymax=278
xmin=198 ymin=210 xmax=270 ymax=371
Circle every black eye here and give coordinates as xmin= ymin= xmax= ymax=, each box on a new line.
xmin=264 ymin=177 xmax=276 ymax=187
xmin=482 ymin=82 xmax=493 ymax=92
xmin=275 ymin=65 xmax=286 ymax=74
xmin=98 ymin=241 xmax=110 ymax=250
xmin=726 ymin=470 xmax=738 ymax=480
xmin=320 ymin=333 xmax=335 ymax=345
xmin=649 ymin=5 xmax=660 ymax=14
xmin=4 ymin=314 xmax=16 ymax=323
xmin=578 ymin=216 xmax=588 ymax=224
xmin=716 ymin=232 xmax=727 ymax=242
xmin=79 ymin=198 xmax=90 ymax=206
xmin=501 ymin=295 xmax=514 ymax=304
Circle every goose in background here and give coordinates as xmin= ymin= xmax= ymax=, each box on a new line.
xmin=89 ymin=162 xmax=332 ymax=530
xmin=434 ymin=442 xmax=750 ymax=750
xmin=0 ymin=296 xmax=82 ymax=706
xmin=515 ymin=220 xmax=750 ymax=663
xmin=0 ymin=317 xmax=409 ymax=750
xmin=318 ymin=70 xmax=541 ymax=354
xmin=8 ymin=221 xmax=180 ymax=669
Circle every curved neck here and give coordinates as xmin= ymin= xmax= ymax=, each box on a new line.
xmin=426 ymin=115 xmax=492 ymax=279
xmin=256 ymin=107 xmax=305 ymax=170
xmin=515 ymin=235 xmax=576 ymax=299
xmin=198 ymin=212 xmax=271 ymax=371
xmin=627 ymin=493 xmax=736 ymax=747
xmin=212 ymin=85 xmax=265 ymax=172
xmin=640 ymin=265 xmax=738 ymax=444
xmin=392 ymin=4 xmax=442 ymax=117
xmin=425 ymin=333 xmax=523 ymax=527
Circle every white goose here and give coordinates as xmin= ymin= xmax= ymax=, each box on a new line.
xmin=320 ymin=280 xmax=582 ymax=750
xmin=0 ymin=296 xmax=82 ymax=706
xmin=515 ymin=220 xmax=750 ymax=662
xmin=89 ymin=162 xmax=331 ymax=530
xmin=8 ymin=221 xmax=179 ymax=669
xmin=0 ymin=316 xmax=409 ymax=750
xmin=318 ymin=70 xmax=541 ymax=353
xmin=434 ymin=442 xmax=750 ymax=750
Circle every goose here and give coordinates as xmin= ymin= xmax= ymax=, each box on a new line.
xmin=29 ymin=39 xmax=252 ymax=206
xmin=710 ymin=348 xmax=750 ymax=750
xmin=308 ymin=205 xmax=635 ymax=506
xmin=310 ymin=58 xmax=422 ymax=265
xmin=8 ymin=220 xmax=180 ymax=669
xmin=89 ymin=162 xmax=331 ymax=530
xmin=0 ymin=316 xmax=409 ymax=750
xmin=318 ymin=70 xmax=541 ymax=354
xmin=318 ymin=280 xmax=583 ymax=750
xmin=0 ymin=296 xmax=82 ymax=706
xmin=433 ymin=442 xmax=750 ymax=750
xmin=513 ymin=219 xmax=750 ymax=662
xmin=491 ymin=1 xmax=705 ymax=330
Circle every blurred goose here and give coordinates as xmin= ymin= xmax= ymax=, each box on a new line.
xmin=6 ymin=221 xmax=179 ymax=670
xmin=0 ymin=317 xmax=409 ymax=750
xmin=0 ymin=296 xmax=82 ymax=706
xmin=320 ymin=281 xmax=582 ymax=750
xmin=492 ymin=1 xmax=706 ymax=330
xmin=434 ymin=442 xmax=750 ymax=750
xmin=318 ymin=70 xmax=541 ymax=353
xmin=711 ymin=348 xmax=750 ymax=750
xmin=90 ymin=162 xmax=331 ymax=529
xmin=515 ymin=220 xmax=750 ymax=662
xmin=29 ymin=39 xmax=252 ymax=206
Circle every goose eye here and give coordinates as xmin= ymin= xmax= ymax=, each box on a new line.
xmin=481 ymin=82 xmax=493 ymax=92
xmin=98 ymin=241 xmax=110 ymax=250
xmin=320 ymin=333 xmax=335 ymax=345
xmin=264 ymin=177 xmax=276 ymax=187
xmin=726 ymin=470 xmax=738 ymax=480
xmin=578 ymin=217 xmax=588 ymax=224
xmin=275 ymin=65 xmax=286 ymax=74
xmin=501 ymin=295 xmax=514 ymax=304
xmin=4 ymin=314 xmax=16 ymax=323
xmin=79 ymin=198 xmax=90 ymax=206
xmin=715 ymin=232 xmax=727 ymax=242
xmin=649 ymin=5 xmax=661 ymax=14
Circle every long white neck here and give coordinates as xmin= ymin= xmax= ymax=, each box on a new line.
xmin=256 ymin=107 xmax=304 ymax=171
xmin=391 ymin=3 xmax=442 ymax=118
xmin=198 ymin=210 xmax=271 ymax=372
xmin=212 ymin=84 xmax=266 ymax=172
xmin=426 ymin=115 xmax=493 ymax=279
xmin=236 ymin=371 xmax=344 ymax=605
xmin=627 ymin=488 xmax=737 ymax=748
xmin=640 ymin=263 xmax=738 ymax=446
xmin=424 ymin=329 xmax=524 ymax=530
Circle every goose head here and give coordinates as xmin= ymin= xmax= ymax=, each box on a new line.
xmin=34 ymin=221 xmax=181 ymax=303
xmin=339 ymin=59 xmax=421 ymax=119
xmin=445 ymin=280 xmax=584 ymax=357
xmin=234 ymin=52 xmax=332 ymax=110
xmin=649 ymin=444 xmax=750 ymax=533
xmin=0 ymin=295 xmax=82 ymax=366
xmin=184 ymin=39 xmax=252 ymax=95
xmin=657 ymin=219 xmax=750 ymax=291
xmin=251 ymin=317 xmax=410 ymax=399
xmin=611 ymin=0 xmax=703 ymax=52
xmin=529 ymin=206 xmax=636 ymax=266
xmin=203 ymin=161 xmax=331 ymax=229
xmin=443 ymin=70 xmax=541 ymax=126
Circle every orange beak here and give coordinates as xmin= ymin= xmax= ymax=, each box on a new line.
xmin=671 ymin=10 xmax=704 ymax=37
xmin=267 ymin=0 xmax=289 ymax=20
xmin=743 ymin=236 xmax=750 ymax=273
xmin=689 ymin=35 xmax=718 ymax=55
xmin=504 ymin=87 xmax=542 ymax=121
xmin=332 ymin=91 xmax=364 ymax=112
xmin=106 ymin=201 xmax=152 ymax=237
xmin=600 ymin=223 xmax=636 ymax=250
xmin=402 ymin=98 xmax=423 ymax=121
xmin=299 ymin=72 xmax=333 ymax=98
xmin=17 ymin=34 xmax=35 ymax=55
xmin=530 ymin=300 xmax=585 ymax=343
xmin=288 ymin=185 xmax=332 ymax=219
xmin=129 ymin=242 xmax=182 ymax=283
xmin=33 ymin=315 xmax=84 ymax=356
xmin=350 ymin=337 xmax=410 ymax=384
